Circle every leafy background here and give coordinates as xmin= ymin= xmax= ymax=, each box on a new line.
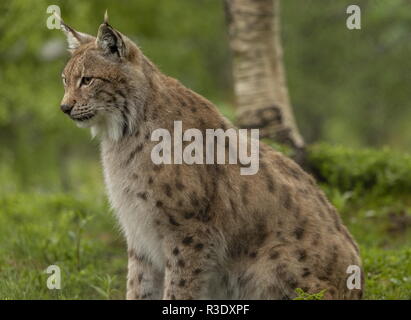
xmin=0 ymin=0 xmax=410 ymax=299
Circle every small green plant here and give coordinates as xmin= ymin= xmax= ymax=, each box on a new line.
xmin=90 ymin=275 xmax=119 ymax=300
xmin=293 ymin=288 xmax=326 ymax=300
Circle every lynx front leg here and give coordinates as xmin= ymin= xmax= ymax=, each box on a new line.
xmin=127 ymin=250 xmax=163 ymax=300
xmin=162 ymin=235 xmax=214 ymax=300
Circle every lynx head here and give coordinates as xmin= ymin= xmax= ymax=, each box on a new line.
xmin=59 ymin=12 xmax=152 ymax=141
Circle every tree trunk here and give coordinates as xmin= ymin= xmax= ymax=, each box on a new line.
xmin=224 ymin=0 xmax=306 ymax=164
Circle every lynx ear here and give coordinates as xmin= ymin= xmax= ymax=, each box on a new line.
xmin=96 ymin=11 xmax=126 ymax=59
xmin=56 ymin=14 xmax=94 ymax=52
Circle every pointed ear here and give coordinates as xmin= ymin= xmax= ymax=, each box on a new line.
xmin=96 ymin=12 xmax=127 ymax=59
xmin=96 ymin=22 xmax=127 ymax=59
xmin=57 ymin=16 xmax=94 ymax=52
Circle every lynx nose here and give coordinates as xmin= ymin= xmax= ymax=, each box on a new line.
xmin=60 ymin=104 xmax=72 ymax=114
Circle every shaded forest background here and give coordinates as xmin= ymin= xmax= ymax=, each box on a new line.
xmin=0 ymin=0 xmax=410 ymax=299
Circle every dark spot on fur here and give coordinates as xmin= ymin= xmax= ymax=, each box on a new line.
xmin=182 ymin=236 xmax=193 ymax=245
xmin=294 ymin=227 xmax=305 ymax=240
xmin=286 ymin=277 xmax=299 ymax=289
xmin=178 ymin=279 xmax=186 ymax=287
xmin=249 ymin=251 xmax=257 ymax=258
xmin=163 ymin=184 xmax=172 ymax=197
xmin=294 ymin=205 xmax=301 ymax=217
xmin=135 ymin=254 xmax=146 ymax=263
xmin=276 ymin=263 xmax=287 ymax=279
xmin=153 ymin=164 xmax=164 ymax=171
xmin=197 ymin=204 xmax=211 ymax=223
xmin=297 ymin=249 xmax=307 ymax=261
xmin=168 ymin=214 xmax=180 ymax=226
xmin=156 ymin=201 xmax=163 ymax=208
xmin=125 ymin=149 xmax=138 ymax=166
xmin=172 ymin=247 xmax=179 ymax=255
xmin=302 ymin=268 xmax=311 ymax=278
xmin=137 ymin=192 xmax=147 ymax=200
xmin=184 ymin=211 xmax=194 ymax=219
xmin=325 ymin=248 xmax=338 ymax=276
xmin=176 ymin=181 xmax=185 ymax=190
xmin=177 ymin=259 xmax=185 ymax=268
xmin=190 ymin=193 xmax=200 ymax=207
xmin=312 ymin=233 xmax=320 ymax=246
xmin=151 ymin=110 xmax=158 ymax=121
xmin=180 ymin=98 xmax=187 ymax=107
xmin=193 ymin=268 xmax=202 ymax=275
xmin=267 ymin=180 xmax=275 ymax=193
xmin=283 ymin=190 xmax=293 ymax=210
xmin=194 ymin=243 xmax=204 ymax=251
xmin=270 ymin=251 xmax=280 ymax=259
xmin=138 ymin=273 xmax=143 ymax=283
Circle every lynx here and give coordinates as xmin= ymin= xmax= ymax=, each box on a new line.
xmin=58 ymin=14 xmax=363 ymax=299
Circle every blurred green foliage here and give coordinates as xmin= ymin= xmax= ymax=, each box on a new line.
xmin=309 ymin=143 xmax=411 ymax=198
xmin=1 ymin=0 xmax=411 ymax=191
xmin=0 ymin=0 xmax=410 ymax=300
xmin=284 ymin=0 xmax=411 ymax=148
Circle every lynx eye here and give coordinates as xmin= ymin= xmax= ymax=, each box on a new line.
xmin=62 ymin=76 xmax=67 ymax=86
xmin=80 ymin=76 xmax=93 ymax=86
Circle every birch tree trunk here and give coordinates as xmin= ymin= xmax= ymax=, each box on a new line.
xmin=224 ymin=0 xmax=306 ymax=164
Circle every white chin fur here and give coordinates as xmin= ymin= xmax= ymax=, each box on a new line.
xmin=75 ymin=120 xmax=94 ymax=128
xmin=89 ymin=112 xmax=128 ymax=142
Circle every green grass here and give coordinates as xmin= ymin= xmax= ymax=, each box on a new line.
xmin=334 ymin=196 xmax=411 ymax=299
xmin=0 ymin=143 xmax=410 ymax=299
xmin=0 ymin=191 xmax=126 ymax=299
xmin=312 ymin=144 xmax=411 ymax=299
